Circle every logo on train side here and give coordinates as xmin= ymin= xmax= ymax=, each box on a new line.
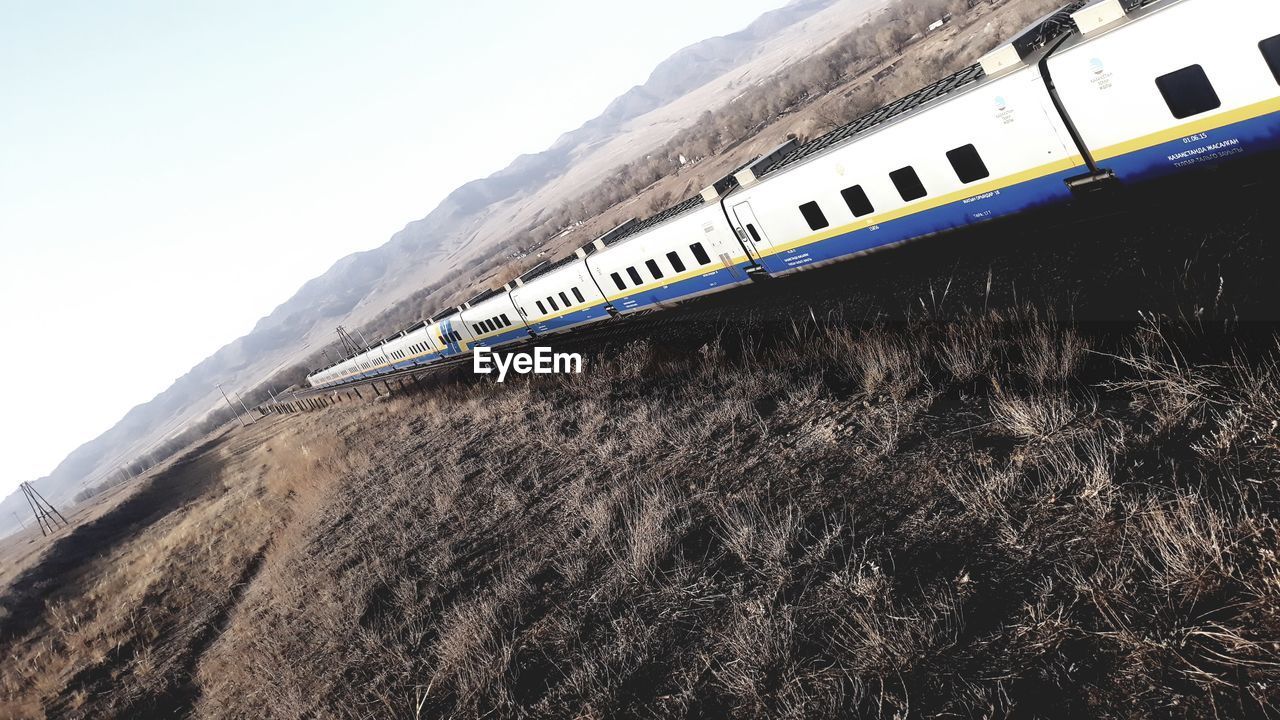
xmin=994 ymin=96 xmax=1014 ymax=125
xmin=1089 ymin=58 xmax=1114 ymax=90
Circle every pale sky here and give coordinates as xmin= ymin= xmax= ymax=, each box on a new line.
xmin=0 ymin=0 xmax=789 ymax=495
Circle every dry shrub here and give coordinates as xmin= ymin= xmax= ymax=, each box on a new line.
xmin=990 ymin=386 xmax=1082 ymax=440
xmin=938 ymin=317 xmax=997 ymax=382
xmin=1011 ymin=310 xmax=1089 ymax=387
xmin=714 ymin=498 xmax=801 ymax=587
xmin=853 ymin=328 xmax=929 ymax=400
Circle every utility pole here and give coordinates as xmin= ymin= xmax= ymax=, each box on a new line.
xmin=217 ymin=383 xmax=248 ymax=428
xmin=355 ymin=327 xmax=374 ymax=351
xmin=233 ymin=390 xmax=254 ymax=422
xmin=336 ymin=326 xmax=365 ymax=359
xmin=11 ymin=512 xmax=25 ymax=531
xmin=20 ymin=482 xmax=68 ymax=537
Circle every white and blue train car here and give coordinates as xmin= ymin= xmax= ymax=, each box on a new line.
xmin=717 ymin=44 xmax=1087 ymax=276
xmin=510 ymin=254 xmax=613 ymax=336
xmin=584 ymin=196 xmax=754 ymax=315
xmin=376 ymin=324 xmax=445 ymax=373
xmin=458 ymin=288 xmax=530 ymax=350
xmin=1050 ymin=0 xmax=1280 ymax=184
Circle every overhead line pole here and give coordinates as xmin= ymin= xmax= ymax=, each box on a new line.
xmin=217 ymin=384 xmax=248 ymax=428
xmin=233 ymin=390 xmax=255 ymax=423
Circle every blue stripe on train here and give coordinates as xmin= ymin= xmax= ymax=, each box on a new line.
xmin=528 ymin=303 xmax=613 ymax=335
xmin=1104 ymin=108 xmax=1280 ymax=184
xmin=608 ymin=263 xmax=756 ymax=314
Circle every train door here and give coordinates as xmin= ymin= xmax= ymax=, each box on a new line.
xmin=730 ymin=201 xmax=774 ymax=259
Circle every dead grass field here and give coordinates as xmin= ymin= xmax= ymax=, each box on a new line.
xmin=4 ymin=300 xmax=1279 ymax=718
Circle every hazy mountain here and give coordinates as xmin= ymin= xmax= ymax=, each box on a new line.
xmin=0 ymin=0 xmax=885 ymax=537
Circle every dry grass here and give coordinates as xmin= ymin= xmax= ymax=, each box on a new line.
xmin=3 ymin=309 xmax=1280 ymax=718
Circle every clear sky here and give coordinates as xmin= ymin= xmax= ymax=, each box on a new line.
xmin=0 ymin=0 xmax=789 ymax=495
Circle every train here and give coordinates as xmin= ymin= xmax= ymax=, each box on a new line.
xmin=307 ymin=0 xmax=1280 ymax=390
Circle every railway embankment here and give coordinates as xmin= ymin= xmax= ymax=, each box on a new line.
xmin=5 ymin=302 xmax=1280 ymax=717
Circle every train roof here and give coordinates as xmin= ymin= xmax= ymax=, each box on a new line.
xmin=428 ymin=306 xmax=462 ymax=322
xmin=1053 ymin=0 xmax=1175 ymax=53
xmin=520 ymin=255 xmax=578 ymax=284
xmin=465 ymin=286 xmax=506 ymax=307
xmin=597 ymin=169 xmax=743 ymax=250
xmin=602 ymin=195 xmax=705 ymax=247
xmin=757 ymin=0 xmax=1091 ymax=181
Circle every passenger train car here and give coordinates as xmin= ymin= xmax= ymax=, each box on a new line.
xmin=307 ymin=0 xmax=1280 ymax=390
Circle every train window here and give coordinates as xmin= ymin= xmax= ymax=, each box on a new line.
xmin=645 ymin=259 xmax=664 ymax=280
xmin=746 ymin=224 xmax=762 ymax=244
xmin=666 ymin=251 xmax=686 ymax=273
xmin=799 ymin=201 xmax=829 ymax=231
xmin=626 ymin=266 xmax=643 ymax=285
xmin=471 ymin=324 xmax=480 ymax=334
xmin=841 ymin=185 xmax=875 ymax=217
xmin=1262 ymin=35 xmax=1280 ymax=85
xmin=500 ymin=314 xmax=510 ymax=326
xmin=689 ymin=242 xmax=712 ymax=265
xmin=559 ymin=291 xmax=571 ymax=307
xmin=890 ymin=166 xmax=927 ymax=202
xmin=572 ymin=286 xmax=585 ymax=303
xmin=547 ymin=296 xmax=559 ymax=311
xmin=946 ymin=144 xmax=990 ymax=184
xmin=1155 ymin=65 xmax=1220 ymax=119
xmin=611 ymin=272 xmax=626 ymax=290
xmin=536 ymin=300 xmax=547 ymax=314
